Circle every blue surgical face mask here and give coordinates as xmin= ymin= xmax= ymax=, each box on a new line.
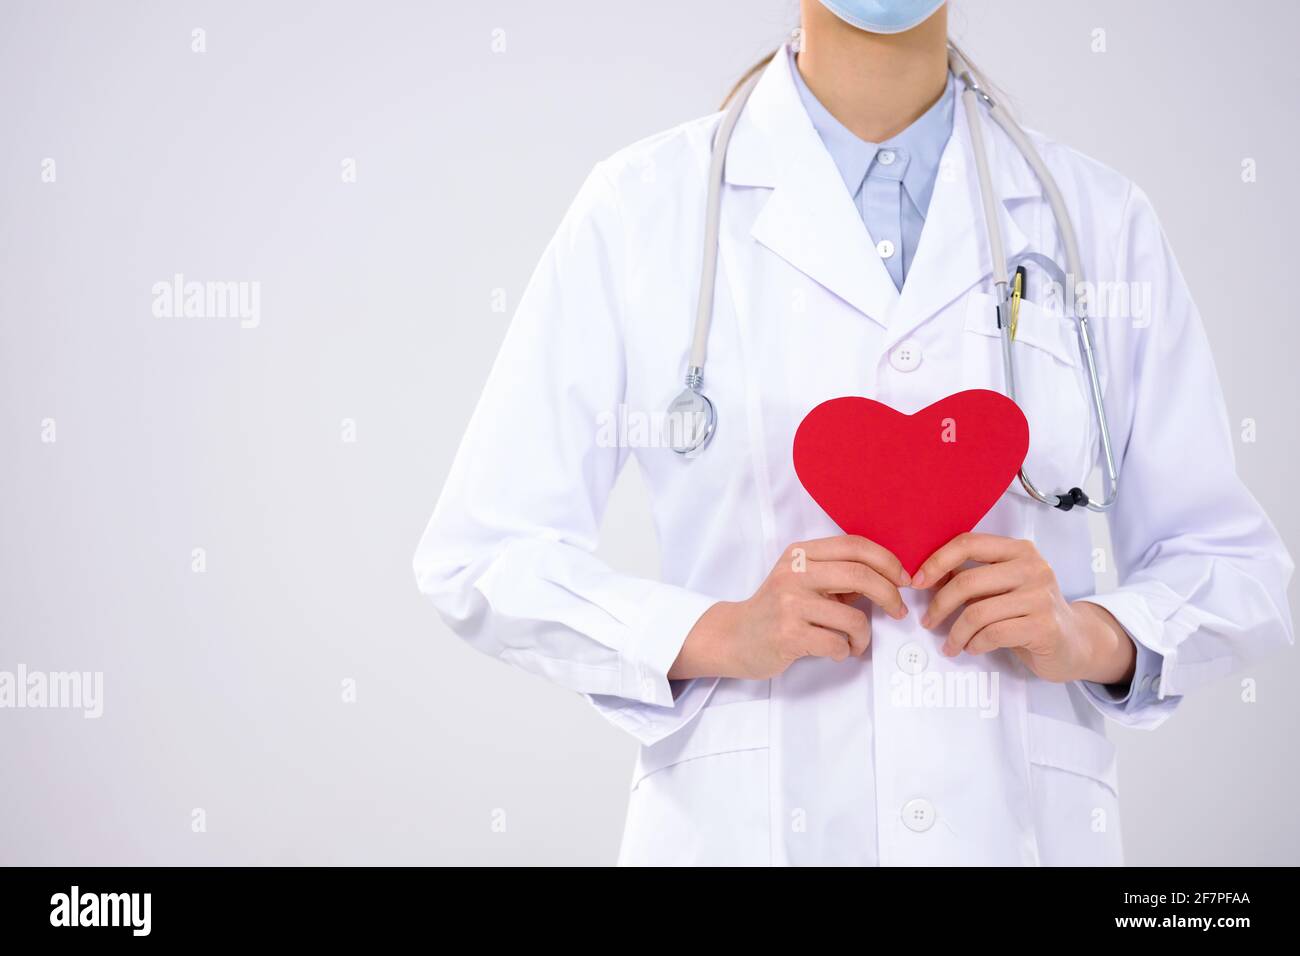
xmin=817 ymin=0 xmax=946 ymax=34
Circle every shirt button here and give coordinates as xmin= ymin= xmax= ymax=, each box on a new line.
xmin=889 ymin=339 xmax=922 ymax=372
xmin=878 ymin=149 xmax=896 ymax=165
xmin=902 ymin=798 xmax=936 ymax=832
xmin=876 ymin=238 xmax=896 ymax=259
xmin=896 ymin=641 xmax=928 ymax=675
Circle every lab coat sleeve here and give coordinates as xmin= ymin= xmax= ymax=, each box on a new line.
xmin=413 ymin=163 xmax=719 ymax=747
xmin=1075 ymin=182 xmax=1295 ymax=729
xmin=1079 ymin=642 xmax=1165 ymax=717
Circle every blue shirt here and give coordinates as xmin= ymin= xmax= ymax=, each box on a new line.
xmin=791 ymin=51 xmax=954 ymax=291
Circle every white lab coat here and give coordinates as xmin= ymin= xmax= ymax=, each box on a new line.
xmin=414 ymin=46 xmax=1293 ymax=866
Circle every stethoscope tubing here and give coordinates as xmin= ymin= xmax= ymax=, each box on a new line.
xmin=675 ymin=43 xmax=1121 ymax=515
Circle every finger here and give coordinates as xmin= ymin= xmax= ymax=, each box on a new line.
xmin=922 ymin=561 xmax=1027 ymax=629
xmin=794 ymin=623 xmax=852 ymax=663
xmin=852 ymin=614 xmax=872 ymax=655
xmin=803 ymin=596 xmax=871 ymax=655
xmin=791 ymin=536 xmax=910 ymax=587
xmin=913 ymin=533 xmax=1031 ymax=589
xmin=966 ymin=618 xmax=1035 ymax=656
xmin=801 ymin=560 xmax=907 ymax=619
xmin=944 ymin=592 xmax=1034 ymax=656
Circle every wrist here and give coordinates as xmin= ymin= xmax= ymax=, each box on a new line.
xmin=669 ymin=600 xmax=740 ymax=680
xmin=1072 ymin=600 xmax=1136 ymax=686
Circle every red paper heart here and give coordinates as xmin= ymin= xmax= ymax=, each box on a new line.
xmin=793 ymin=390 xmax=1030 ymax=575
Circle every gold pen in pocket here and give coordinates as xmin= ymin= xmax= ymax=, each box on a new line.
xmin=1009 ymin=264 xmax=1026 ymax=341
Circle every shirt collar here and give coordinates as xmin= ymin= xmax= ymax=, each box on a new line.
xmin=789 ymin=49 xmax=954 ymax=217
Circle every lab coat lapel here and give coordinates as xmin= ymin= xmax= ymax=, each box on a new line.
xmin=725 ymin=47 xmax=900 ymax=330
xmin=884 ymin=88 xmax=1038 ymax=351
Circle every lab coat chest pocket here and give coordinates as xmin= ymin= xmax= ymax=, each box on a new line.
xmin=961 ymin=292 xmax=1094 ymax=501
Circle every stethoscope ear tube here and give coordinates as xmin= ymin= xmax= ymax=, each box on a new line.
xmin=688 ymin=69 xmax=764 ymax=381
xmin=671 ymin=67 xmax=763 ymax=457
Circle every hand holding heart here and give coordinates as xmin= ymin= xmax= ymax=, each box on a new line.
xmin=913 ymin=532 xmax=1136 ymax=685
xmin=670 ymin=535 xmax=909 ymax=681
xmin=671 ymin=390 xmax=1133 ymax=685
xmin=671 ymin=531 xmax=1135 ymax=685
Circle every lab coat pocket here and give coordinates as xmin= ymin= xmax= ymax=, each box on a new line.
xmin=962 ymin=293 xmax=1094 ymax=503
xmin=619 ymin=699 xmax=770 ymax=866
xmin=1025 ymin=713 xmax=1123 ymax=866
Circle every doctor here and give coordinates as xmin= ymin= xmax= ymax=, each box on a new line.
xmin=415 ymin=0 xmax=1293 ymax=865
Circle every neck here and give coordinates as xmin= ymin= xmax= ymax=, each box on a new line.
xmin=796 ymin=1 xmax=950 ymax=143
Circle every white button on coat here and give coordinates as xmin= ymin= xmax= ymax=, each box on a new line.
xmin=902 ymin=798 xmax=936 ymax=832
xmin=876 ymin=238 xmax=896 ymax=259
xmin=890 ymin=339 xmax=922 ymax=371
xmin=897 ymin=641 xmax=928 ymax=675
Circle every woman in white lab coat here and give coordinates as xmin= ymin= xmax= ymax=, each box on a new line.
xmin=414 ymin=0 xmax=1293 ymax=865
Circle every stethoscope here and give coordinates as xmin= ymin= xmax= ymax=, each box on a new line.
xmin=668 ymin=43 xmax=1120 ymax=514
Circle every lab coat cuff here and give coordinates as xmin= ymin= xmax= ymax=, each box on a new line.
xmin=617 ymin=584 xmax=719 ymax=707
xmin=587 ymin=677 xmax=721 ymax=748
xmin=590 ymin=584 xmax=721 ymax=747
xmin=1074 ymin=592 xmax=1182 ymax=730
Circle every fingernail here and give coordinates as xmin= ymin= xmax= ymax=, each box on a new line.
xmin=912 ymin=570 xmax=926 ymax=588
xmin=920 ymin=614 xmax=931 ymax=628
xmin=898 ymin=571 xmax=911 ymax=587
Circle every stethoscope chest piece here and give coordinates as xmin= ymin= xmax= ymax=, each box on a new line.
xmin=667 ymin=386 xmax=717 ymax=456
